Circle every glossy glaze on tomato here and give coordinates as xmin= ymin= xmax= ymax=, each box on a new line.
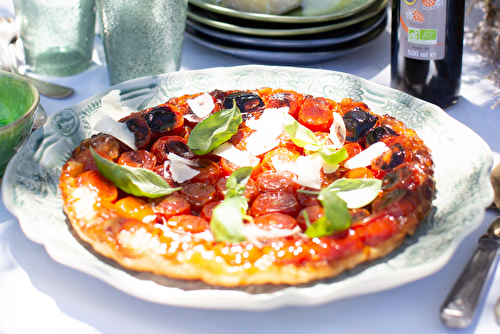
xmin=60 ymin=88 xmax=435 ymax=284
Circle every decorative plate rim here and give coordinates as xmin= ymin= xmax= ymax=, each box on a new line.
xmin=1 ymin=65 xmax=493 ymax=310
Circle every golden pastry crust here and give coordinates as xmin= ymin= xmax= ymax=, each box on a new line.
xmin=59 ymin=88 xmax=435 ymax=287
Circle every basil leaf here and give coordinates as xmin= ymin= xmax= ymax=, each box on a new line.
xmin=318 ymin=146 xmax=348 ymax=165
xmin=305 ymin=190 xmax=351 ymax=238
xmin=283 ymin=116 xmax=319 ymax=150
xmin=187 ymin=103 xmax=242 ymax=155
xmin=90 ymin=147 xmax=180 ymax=198
xmin=326 ymin=178 xmax=382 ymax=209
xmin=210 ymin=196 xmax=248 ymax=242
xmin=225 ymin=166 xmax=253 ymax=199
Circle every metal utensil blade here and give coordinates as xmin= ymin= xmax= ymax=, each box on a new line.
xmin=440 ymin=216 xmax=500 ymax=328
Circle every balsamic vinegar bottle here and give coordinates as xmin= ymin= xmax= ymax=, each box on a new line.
xmin=391 ymin=0 xmax=466 ymax=109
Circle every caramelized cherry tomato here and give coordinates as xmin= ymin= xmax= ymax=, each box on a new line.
xmin=365 ymin=126 xmax=398 ymax=147
xmin=89 ymin=133 xmax=121 ymax=160
xmin=122 ymin=117 xmax=152 ymax=150
xmin=381 ymin=163 xmax=421 ymax=192
xmin=250 ymin=192 xmax=300 ymax=217
xmin=181 ymin=183 xmax=217 ymax=210
xmin=260 ymin=147 xmax=300 ymax=172
xmin=349 ymin=208 xmax=371 ymax=225
xmin=255 ymin=170 xmax=297 ymax=194
xmin=117 ymin=150 xmax=157 ymax=170
xmin=320 ymin=168 xmax=341 ymax=186
xmin=310 ymin=232 xmax=364 ymax=261
xmin=351 ymin=214 xmax=400 ymax=246
xmin=76 ymin=170 xmax=118 ymax=202
xmin=152 ymin=165 xmax=176 ymax=187
xmin=75 ymin=149 xmax=98 ymax=172
xmin=342 ymin=143 xmax=363 ymax=161
xmin=264 ymin=90 xmax=304 ymax=118
xmin=200 ymin=200 xmax=223 ymax=221
xmin=166 ymin=215 xmax=209 ymax=233
xmin=338 ymin=98 xmax=370 ymax=116
xmin=343 ymin=108 xmax=379 ymax=143
xmin=253 ymin=213 xmax=298 ymax=230
xmin=115 ymin=197 xmax=156 ymax=223
xmin=343 ymin=167 xmax=373 ymax=179
xmin=189 ymin=159 xmax=221 ymax=185
xmin=154 ymin=192 xmax=192 ymax=220
xmin=296 ymin=205 xmax=324 ymax=231
xmin=144 ymin=104 xmax=184 ymax=140
xmin=223 ymin=91 xmax=265 ymax=115
xmin=150 ymin=136 xmax=195 ymax=163
xmin=229 ymin=126 xmax=255 ymax=151
xmin=298 ymin=97 xmax=337 ymax=133
xmin=372 ymin=142 xmax=406 ymax=171
xmin=296 ymin=188 xmax=320 ymax=208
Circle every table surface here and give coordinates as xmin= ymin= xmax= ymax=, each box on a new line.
xmin=2 ymin=2 xmax=500 ymax=334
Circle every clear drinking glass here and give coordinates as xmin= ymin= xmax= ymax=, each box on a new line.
xmin=14 ymin=0 xmax=96 ymax=77
xmin=97 ymin=0 xmax=188 ymax=85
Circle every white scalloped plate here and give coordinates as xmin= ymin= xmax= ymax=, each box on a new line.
xmin=2 ymin=65 xmax=493 ymax=310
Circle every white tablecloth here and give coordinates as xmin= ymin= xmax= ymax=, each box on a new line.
xmin=2 ymin=2 xmax=500 ymax=333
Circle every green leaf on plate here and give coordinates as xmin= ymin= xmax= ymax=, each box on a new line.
xmin=90 ymin=147 xmax=180 ymax=198
xmin=187 ymin=102 xmax=242 ymax=155
xmin=210 ymin=196 xmax=248 ymax=242
xmin=305 ymin=189 xmax=351 ymax=238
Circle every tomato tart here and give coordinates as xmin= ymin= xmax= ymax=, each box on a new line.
xmin=59 ymin=87 xmax=435 ymax=287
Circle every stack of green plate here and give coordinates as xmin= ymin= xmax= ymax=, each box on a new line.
xmin=186 ymin=0 xmax=389 ymax=64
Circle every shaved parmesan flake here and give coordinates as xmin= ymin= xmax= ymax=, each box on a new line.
xmin=187 ymin=93 xmax=215 ymax=119
xmin=212 ymin=142 xmax=259 ymax=167
xmin=166 ymin=153 xmax=200 ymax=183
xmin=93 ymin=114 xmax=138 ymax=150
xmin=329 ymin=112 xmax=346 ymax=149
xmin=100 ymin=89 xmax=136 ymax=120
xmin=344 ymin=142 xmax=389 ymax=169
xmin=245 ymin=107 xmax=290 ymax=156
xmin=167 ymin=153 xmax=198 ymax=167
xmin=272 ymin=153 xmax=323 ymax=190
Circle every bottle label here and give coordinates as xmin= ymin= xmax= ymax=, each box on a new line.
xmin=399 ymin=0 xmax=446 ymax=60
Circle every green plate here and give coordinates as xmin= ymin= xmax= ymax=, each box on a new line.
xmin=187 ymin=0 xmax=389 ymax=37
xmin=188 ymin=0 xmax=377 ymax=23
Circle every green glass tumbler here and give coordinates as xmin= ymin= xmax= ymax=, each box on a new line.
xmin=14 ymin=0 xmax=96 ymax=77
xmin=97 ymin=0 xmax=188 ymax=85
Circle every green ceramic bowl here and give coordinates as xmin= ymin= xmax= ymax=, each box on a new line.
xmin=0 ymin=70 xmax=39 ymax=178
